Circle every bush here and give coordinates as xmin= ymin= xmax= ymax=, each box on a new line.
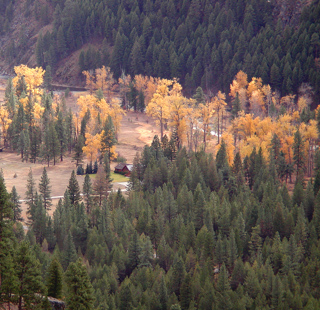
xmin=77 ymin=165 xmax=84 ymax=175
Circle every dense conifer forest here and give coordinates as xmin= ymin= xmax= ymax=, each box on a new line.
xmin=2 ymin=0 xmax=320 ymax=309
xmin=1 ymin=0 xmax=320 ymax=99
xmin=0 ymin=65 xmax=320 ymax=308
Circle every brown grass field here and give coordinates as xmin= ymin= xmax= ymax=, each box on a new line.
xmin=0 ymin=78 xmax=160 ymax=220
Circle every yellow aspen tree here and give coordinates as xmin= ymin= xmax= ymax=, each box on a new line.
xmin=95 ymin=66 xmax=115 ymax=99
xmin=249 ymin=89 xmax=265 ymax=116
xmin=145 ymin=76 xmax=159 ymax=105
xmin=77 ymin=95 xmax=95 ymax=119
xmin=185 ymin=100 xmax=199 ymax=151
xmin=212 ymin=91 xmax=227 ymax=144
xmin=280 ymin=94 xmax=296 ymax=113
xmin=247 ymin=77 xmax=263 ymax=98
xmin=198 ymin=100 xmax=215 ymax=150
xmin=13 ymin=65 xmax=44 ymax=99
xmin=229 ymin=70 xmax=248 ymax=98
xmin=33 ymin=102 xmax=45 ymax=120
xmin=108 ymin=98 xmax=125 ymax=138
xmin=299 ymin=120 xmax=318 ymax=176
xmin=134 ymin=74 xmax=149 ymax=94
xmin=82 ymin=132 xmax=102 ymax=162
xmin=297 ymin=96 xmax=308 ymax=112
xmin=146 ymin=79 xmax=173 ymax=138
xmin=82 ymin=71 xmax=95 ymax=94
xmin=218 ymin=132 xmax=235 ymax=165
xmin=262 ymin=85 xmax=272 ymax=115
xmin=0 ymin=105 xmax=12 ymax=147
xmin=168 ymin=94 xmax=190 ymax=148
xmin=236 ymin=112 xmax=259 ymax=140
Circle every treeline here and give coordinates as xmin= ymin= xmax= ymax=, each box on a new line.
xmin=2 ymin=136 xmax=320 ymax=308
xmin=15 ymin=0 xmax=319 ymax=98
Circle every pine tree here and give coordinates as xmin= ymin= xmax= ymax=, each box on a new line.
xmin=231 ymin=92 xmax=241 ymax=119
xmin=171 ymin=256 xmax=185 ymax=297
xmin=65 ymin=258 xmax=95 ymax=310
xmin=1 ymin=251 xmax=19 ymax=307
xmin=32 ymin=196 xmax=47 ymax=245
xmin=10 ymin=186 xmax=22 ymax=221
xmin=83 ymin=174 xmax=93 ymax=214
xmin=159 ymin=274 xmax=168 ymax=310
xmin=119 ymin=278 xmax=133 ymax=310
xmin=293 ymin=130 xmax=305 ymax=181
xmin=25 ymin=168 xmax=36 ymax=225
xmin=62 ymin=231 xmax=78 ymax=270
xmin=93 ymin=168 xmax=110 ymax=206
xmin=41 ymin=122 xmax=60 ymax=166
xmin=100 ymin=115 xmax=117 ymax=161
xmin=73 ymin=135 xmax=84 ymax=166
xmin=0 ymin=174 xmax=13 ymax=287
xmin=180 ymin=273 xmax=192 ymax=310
xmin=138 ymin=236 xmax=153 ymax=268
xmin=39 ymin=168 xmax=52 ymax=211
xmin=15 ymin=241 xmax=45 ymax=310
xmin=217 ymin=263 xmax=232 ymax=310
xmin=55 ymin=111 xmax=67 ymax=161
xmin=68 ymin=170 xmax=81 ymax=206
xmin=46 ymin=257 xmax=63 ymax=299
xmin=193 ymin=183 xmax=205 ymax=232
xmin=128 ymin=230 xmax=141 ymax=272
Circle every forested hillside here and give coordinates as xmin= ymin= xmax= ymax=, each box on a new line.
xmin=1 ymin=64 xmax=320 ymax=309
xmin=1 ymin=0 xmax=320 ymax=99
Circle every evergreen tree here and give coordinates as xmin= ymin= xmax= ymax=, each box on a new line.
xmin=159 ymin=274 xmax=168 ymax=310
xmin=73 ymin=135 xmax=84 ymax=166
xmin=293 ymin=130 xmax=305 ymax=180
xmin=10 ymin=186 xmax=22 ymax=222
xmin=41 ymin=122 xmax=60 ymax=166
xmin=68 ymin=170 xmax=81 ymax=206
xmin=15 ymin=241 xmax=45 ymax=310
xmin=55 ymin=110 xmax=67 ymax=162
xmin=46 ymin=257 xmax=63 ymax=299
xmin=83 ymin=174 xmax=93 ymax=214
xmin=100 ymin=115 xmax=117 ymax=161
xmin=39 ymin=167 xmax=52 ymax=211
xmin=128 ymin=230 xmax=141 ymax=272
xmin=65 ymin=258 xmax=95 ymax=310
xmin=180 ymin=273 xmax=192 ymax=310
xmin=25 ymin=168 xmax=36 ymax=225
xmin=0 ymin=174 xmax=13 ymax=300
xmin=231 ymin=93 xmax=241 ymax=119
xmin=62 ymin=231 xmax=78 ymax=270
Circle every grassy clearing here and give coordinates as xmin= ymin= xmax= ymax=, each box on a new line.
xmin=89 ymin=172 xmax=128 ymax=183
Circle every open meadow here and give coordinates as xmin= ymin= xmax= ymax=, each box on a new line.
xmin=0 ymin=78 xmax=160 ymax=220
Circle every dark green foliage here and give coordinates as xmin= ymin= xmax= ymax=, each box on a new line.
xmin=128 ymin=230 xmax=141 ymax=272
xmin=15 ymin=241 xmax=46 ymax=309
xmin=65 ymin=258 xmax=95 ymax=310
xmin=46 ymin=258 xmax=63 ymax=298
xmin=100 ymin=115 xmax=117 ymax=160
xmin=68 ymin=170 xmax=81 ymax=206
xmin=39 ymin=167 xmax=52 ymax=211
xmin=10 ymin=186 xmax=22 ymax=222
xmin=8 ymin=0 xmax=320 ymax=99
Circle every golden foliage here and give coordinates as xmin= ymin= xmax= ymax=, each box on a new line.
xmin=13 ymin=65 xmax=44 ymax=98
xmin=82 ymin=132 xmax=102 ymax=162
